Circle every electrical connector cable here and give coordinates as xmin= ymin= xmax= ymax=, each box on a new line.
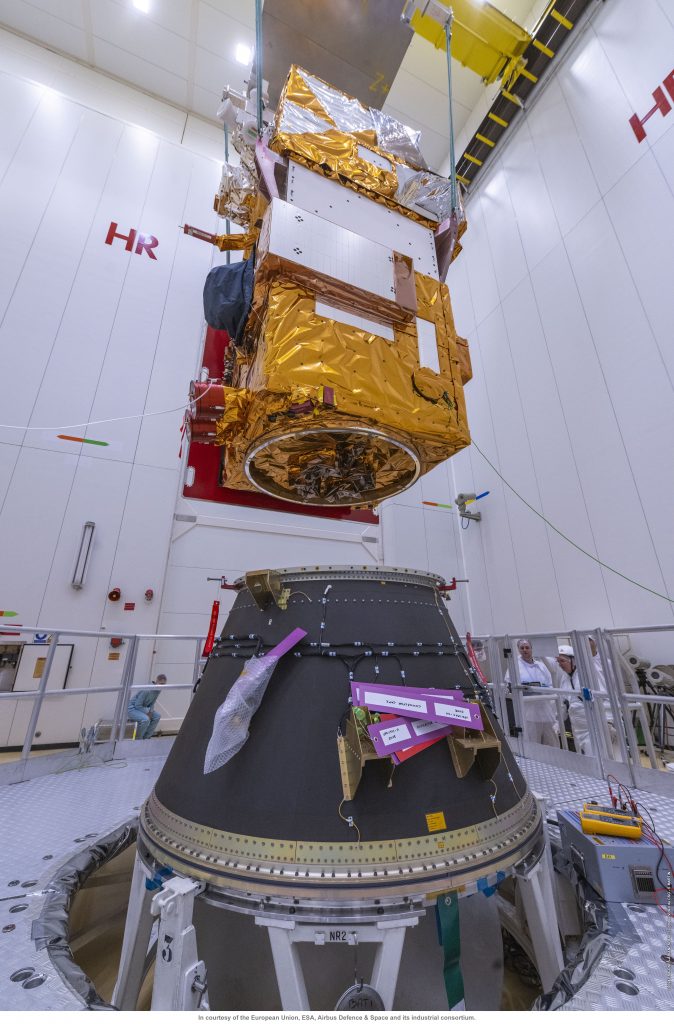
xmin=338 ymin=798 xmax=362 ymax=845
xmin=0 ymin=382 xmax=215 ymax=434
xmin=607 ymin=775 xmax=674 ymax=917
xmin=471 ymin=440 xmax=674 ymax=605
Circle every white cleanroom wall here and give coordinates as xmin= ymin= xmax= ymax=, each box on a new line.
xmin=0 ymin=44 xmax=379 ymax=744
xmin=439 ymin=0 xmax=674 ymax=639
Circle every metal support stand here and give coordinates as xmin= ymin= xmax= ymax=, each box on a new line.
xmin=516 ymin=845 xmax=564 ymax=992
xmin=256 ymin=915 xmax=419 ymax=1011
xmin=151 ymin=876 xmax=207 ymax=1011
xmin=112 ymin=854 xmax=155 ymax=1010
xmin=113 ymin=861 xmax=208 ymax=1011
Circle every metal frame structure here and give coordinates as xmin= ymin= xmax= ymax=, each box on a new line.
xmin=112 ymin=823 xmax=562 ymax=1012
xmin=465 ymin=625 xmax=674 ymax=795
xmin=0 ymin=626 xmax=206 ymax=763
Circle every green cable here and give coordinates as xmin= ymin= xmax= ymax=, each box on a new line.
xmin=471 ymin=439 xmax=674 ymax=605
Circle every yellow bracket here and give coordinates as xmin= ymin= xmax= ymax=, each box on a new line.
xmin=409 ymin=0 xmax=532 ymax=85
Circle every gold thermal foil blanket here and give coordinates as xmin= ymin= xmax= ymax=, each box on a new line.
xmin=214 ymin=273 xmax=470 ymax=504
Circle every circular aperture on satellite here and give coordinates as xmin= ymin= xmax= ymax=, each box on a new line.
xmin=244 ymin=425 xmax=421 ymax=506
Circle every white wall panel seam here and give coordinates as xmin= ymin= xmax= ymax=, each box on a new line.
xmin=185 ymin=0 xmax=199 ymax=114
xmin=525 ymin=265 xmax=616 ymax=622
xmin=656 ymin=0 xmax=674 ymax=30
xmin=603 ymin=170 xmax=674 ymax=394
xmin=21 ymin=117 xmax=126 ymax=454
xmin=594 ymin=0 xmax=673 ymax=155
xmin=468 ymin=328 xmax=528 ymax=629
xmin=555 ymin=53 xmax=643 ymax=224
xmin=448 ymin=457 xmax=474 ymax=633
xmin=472 ymin=353 xmax=535 ymax=632
xmin=465 ymin=446 xmax=497 ymax=632
xmin=81 ymin=0 xmax=95 ymax=66
xmin=561 ymin=229 xmax=674 ymax=609
xmin=0 ymin=103 xmax=84 ymax=334
xmin=90 ymin=35 xmax=189 ymax=89
xmin=454 ymin=261 xmax=495 ymax=632
xmin=493 ymin=292 xmax=566 ymax=622
xmin=33 ymin=458 xmax=87 ymax=624
xmin=508 ymin=121 xmax=566 ymax=276
xmin=652 ymin=121 xmax=674 ymax=204
xmin=83 ymin=130 xmax=161 ymax=458
xmin=86 ymin=137 xmax=162 ymax=594
xmin=0 ymin=37 xmax=220 ymax=160
xmin=0 ymin=72 xmax=42 ymax=191
xmin=129 ymin=154 xmax=197 ymax=467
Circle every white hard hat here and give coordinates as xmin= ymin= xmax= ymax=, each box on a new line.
xmin=558 ymin=644 xmax=575 ymax=657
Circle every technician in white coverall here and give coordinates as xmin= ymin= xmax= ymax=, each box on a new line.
xmin=505 ymin=639 xmax=558 ymax=746
xmin=547 ymin=645 xmax=592 ymax=755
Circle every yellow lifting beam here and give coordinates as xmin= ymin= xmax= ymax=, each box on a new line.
xmin=407 ymin=0 xmax=532 ymax=84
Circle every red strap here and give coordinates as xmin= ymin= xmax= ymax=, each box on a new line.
xmin=465 ymin=632 xmax=488 ymax=686
xmin=202 ymin=599 xmax=220 ymax=656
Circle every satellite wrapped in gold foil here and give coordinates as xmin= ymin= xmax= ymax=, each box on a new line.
xmin=191 ymin=65 xmax=471 ymax=508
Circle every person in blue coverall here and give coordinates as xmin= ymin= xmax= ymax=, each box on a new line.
xmin=127 ymin=674 xmax=166 ymax=738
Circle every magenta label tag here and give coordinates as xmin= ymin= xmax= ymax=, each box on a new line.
xmin=351 ymin=681 xmax=483 ymax=730
xmin=367 ymin=716 xmax=452 ymax=756
xmin=265 ymin=627 xmax=307 ymax=659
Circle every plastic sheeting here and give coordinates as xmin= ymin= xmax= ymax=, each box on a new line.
xmin=532 ymin=845 xmax=640 ymax=1010
xmin=31 ymin=821 xmax=136 ymax=1010
xmin=204 ymin=655 xmax=281 ymax=773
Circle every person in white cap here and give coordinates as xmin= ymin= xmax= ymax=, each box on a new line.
xmin=549 ymin=645 xmax=592 ymax=755
xmin=505 ymin=639 xmax=558 ymax=746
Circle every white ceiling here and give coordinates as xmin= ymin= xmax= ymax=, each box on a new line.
xmin=0 ymin=0 xmax=543 ymax=170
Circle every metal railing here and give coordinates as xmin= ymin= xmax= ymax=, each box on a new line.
xmin=2 ymin=622 xmax=673 ymax=793
xmin=0 ymin=627 xmax=206 ymax=760
xmin=463 ymin=625 xmax=674 ymax=792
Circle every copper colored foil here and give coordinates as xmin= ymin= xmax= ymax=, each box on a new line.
xmin=212 ymin=272 xmax=470 ymax=506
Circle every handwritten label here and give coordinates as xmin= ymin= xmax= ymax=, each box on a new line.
xmin=352 ymin=681 xmax=483 ymax=730
xmin=362 ymin=690 xmax=426 ymax=715
xmin=432 ymin=702 xmax=472 ymax=723
xmin=426 ymin=812 xmax=447 ymax=833
xmin=368 ymin=716 xmax=452 ymax=757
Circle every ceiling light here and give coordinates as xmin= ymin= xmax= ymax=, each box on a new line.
xmin=132 ymin=0 xmax=150 ymax=13
xmin=235 ymin=43 xmax=252 ymax=66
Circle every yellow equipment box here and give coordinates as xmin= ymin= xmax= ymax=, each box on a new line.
xmin=580 ymin=803 xmax=642 ymax=840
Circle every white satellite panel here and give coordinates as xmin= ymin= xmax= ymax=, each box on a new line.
xmin=416 ymin=318 xmax=440 ymax=374
xmin=287 ymin=161 xmax=440 ymax=280
xmin=316 ymin=300 xmax=395 ymax=341
xmin=262 ymin=197 xmax=396 ymax=302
